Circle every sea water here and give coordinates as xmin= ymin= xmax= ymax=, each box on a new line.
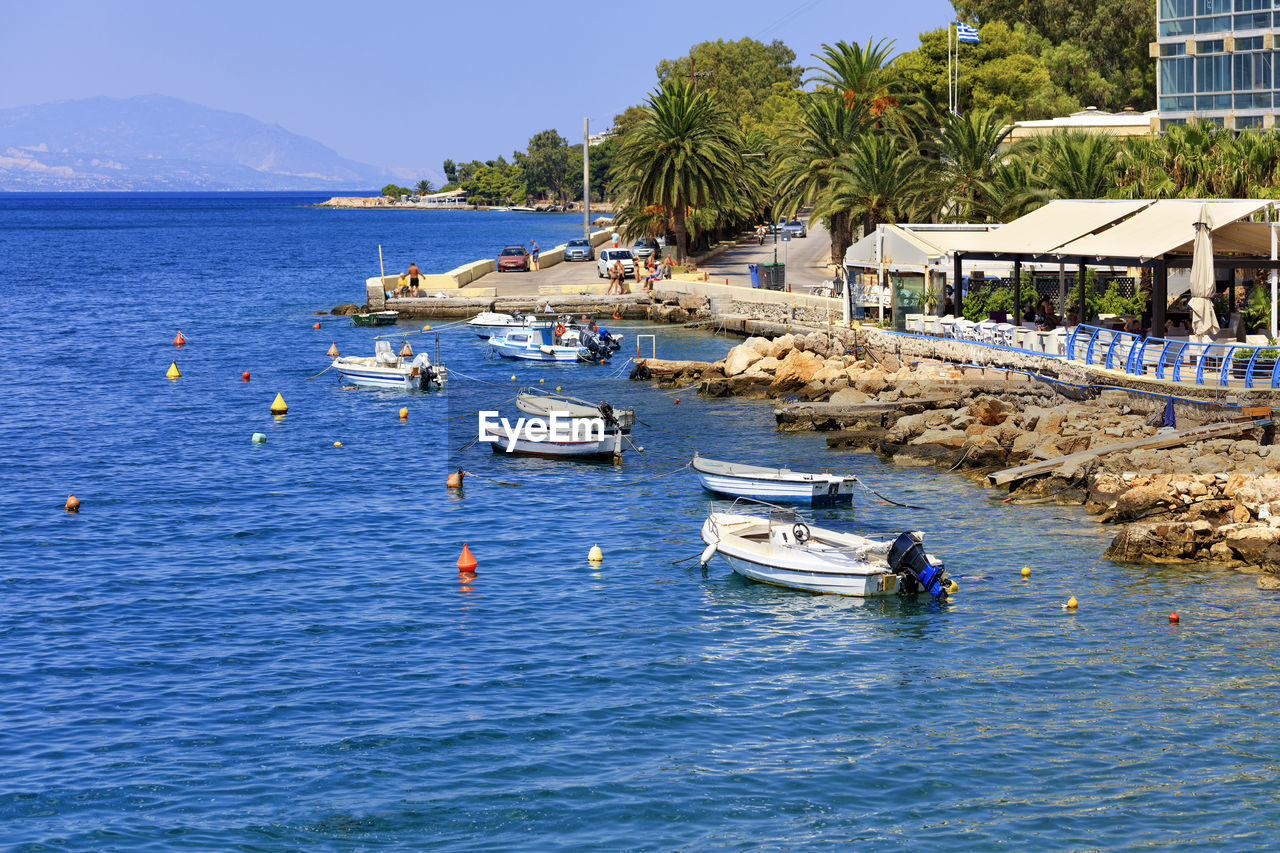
xmin=3 ymin=193 xmax=1280 ymax=850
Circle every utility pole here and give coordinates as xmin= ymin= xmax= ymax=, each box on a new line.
xmin=583 ymin=117 xmax=590 ymax=240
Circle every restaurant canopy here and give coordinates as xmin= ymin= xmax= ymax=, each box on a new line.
xmin=1054 ymin=199 xmax=1273 ymax=261
xmin=962 ymin=199 xmax=1151 ymax=259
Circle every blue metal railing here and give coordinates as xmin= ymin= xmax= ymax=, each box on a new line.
xmin=1066 ymin=324 xmax=1280 ymax=388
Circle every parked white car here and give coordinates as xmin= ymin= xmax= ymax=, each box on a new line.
xmin=597 ymin=248 xmax=636 ymax=278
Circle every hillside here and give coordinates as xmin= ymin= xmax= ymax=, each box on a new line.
xmin=0 ymin=95 xmax=394 ymax=191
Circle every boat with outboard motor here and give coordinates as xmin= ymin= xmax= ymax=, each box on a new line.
xmin=479 ymin=388 xmax=635 ymax=459
xmin=692 ymin=454 xmax=857 ymax=504
xmin=331 ymin=339 xmax=446 ymax=390
xmin=352 ymin=310 xmax=399 ymax=327
xmin=487 ymin=316 xmax=622 ymax=362
xmin=699 ymin=504 xmax=954 ymax=598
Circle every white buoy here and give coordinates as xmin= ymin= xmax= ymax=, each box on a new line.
xmin=700 ymin=540 xmax=718 ymax=566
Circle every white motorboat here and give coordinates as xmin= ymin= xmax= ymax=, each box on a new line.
xmin=467 ymin=310 xmax=529 ymax=339
xmin=479 ymin=389 xmax=634 ymax=460
xmin=332 ymin=340 xmax=446 ymax=390
xmin=692 ymin=454 xmax=857 ymax=505
xmin=699 ymin=508 xmax=953 ymax=599
xmin=487 ymin=318 xmax=621 ymax=363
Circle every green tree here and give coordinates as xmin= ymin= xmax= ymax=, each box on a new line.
xmin=442 ymin=159 xmax=458 ymax=184
xmin=893 ymin=21 xmax=1078 ymax=119
xmin=953 ymin=0 xmax=1155 ymax=111
xmin=380 ymin=183 xmax=411 ymax=198
xmin=1023 ymin=130 xmax=1121 ymax=199
xmin=656 ymin=38 xmax=803 ymax=129
xmin=773 ymin=95 xmax=860 ymax=266
xmin=813 ymin=134 xmax=931 ymax=239
xmin=612 ymin=80 xmax=745 ymax=263
xmin=415 ymin=179 xmax=434 ymax=195
xmin=515 ymin=129 xmax=572 ymax=203
xmin=927 ymin=105 xmax=1013 ymax=221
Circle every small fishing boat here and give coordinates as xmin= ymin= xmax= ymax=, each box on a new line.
xmin=700 ymin=507 xmax=953 ymax=599
xmin=352 ymin=310 xmax=399 ymax=327
xmin=692 ymin=454 xmax=857 ymax=504
xmin=467 ymin=310 xmax=528 ymax=339
xmin=331 ymin=340 xmax=445 ymax=390
xmin=479 ymin=389 xmax=634 ymax=460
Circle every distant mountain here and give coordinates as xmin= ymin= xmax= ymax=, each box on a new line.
xmin=0 ymin=95 xmax=401 ymax=191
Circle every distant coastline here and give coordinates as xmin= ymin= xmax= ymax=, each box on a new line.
xmin=312 ymin=196 xmax=615 ymax=213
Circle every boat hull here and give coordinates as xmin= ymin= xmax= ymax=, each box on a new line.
xmin=332 ymin=361 xmax=443 ymax=390
xmin=717 ymin=550 xmax=897 ymax=596
xmin=489 ymin=341 xmax=582 ymax=361
xmin=482 ymin=427 xmax=627 ymax=459
xmin=692 ymin=456 xmax=856 ymax=504
xmin=352 ymin=311 xmax=399 ymax=326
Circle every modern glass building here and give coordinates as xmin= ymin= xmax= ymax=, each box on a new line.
xmin=1155 ymin=0 xmax=1277 ymax=130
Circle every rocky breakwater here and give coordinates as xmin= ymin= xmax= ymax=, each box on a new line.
xmin=632 ymin=333 xmax=1280 ymax=583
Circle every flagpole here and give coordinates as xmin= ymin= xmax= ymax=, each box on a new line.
xmin=947 ymin=23 xmax=953 ymax=114
xmin=955 ymin=28 xmax=961 ymax=116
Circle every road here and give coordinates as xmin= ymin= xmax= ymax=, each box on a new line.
xmin=467 ymin=217 xmax=837 ymax=297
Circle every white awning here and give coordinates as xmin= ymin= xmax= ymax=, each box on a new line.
xmin=1055 ymin=199 xmax=1274 ymax=260
xmin=962 ymin=199 xmax=1152 ymax=256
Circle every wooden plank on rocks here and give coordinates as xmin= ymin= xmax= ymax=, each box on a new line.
xmin=987 ymin=418 xmax=1269 ymax=487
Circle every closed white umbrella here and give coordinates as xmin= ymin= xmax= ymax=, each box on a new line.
xmin=1190 ymin=203 xmax=1219 ymax=337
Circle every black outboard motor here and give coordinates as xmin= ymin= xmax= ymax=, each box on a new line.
xmin=597 ymin=402 xmax=619 ymax=429
xmin=597 ymin=328 xmax=622 ymax=352
xmin=579 ymin=330 xmax=612 ymax=362
xmin=888 ymin=532 xmax=949 ymax=599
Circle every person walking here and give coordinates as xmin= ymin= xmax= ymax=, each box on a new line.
xmin=405 ymin=261 xmax=421 ymax=298
xmin=529 ymin=241 xmax=540 ymax=271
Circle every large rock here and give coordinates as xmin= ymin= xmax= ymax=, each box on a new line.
xmin=1112 ymin=484 xmax=1176 ymax=521
xmin=804 ymin=332 xmax=834 ymax=358
xmin=854 ymin=370 xmax=889 ymax=395
xmin=767 ymin=349 xmax=823 ymax=396
xmin=773 ymin=333 xmax=796 ymax=355
xmin=754 ymin=356 xmax=781 ymax=373
xmin=970 ymin=395 xmax=1010 ymax=426
xmin=723 ymin=344 xmax=763 ymax=377
xmin=744 ymin=336 xmax=777 ymax=358
xmin=913 ymin=427 xmax=968 ymax=448
xmin=1106 ymin=521 xmax=1204 ymax=562
xmin=1224 ymin=525 xmax=1280 ymax=566
xmin=829 ymin=387 xmax=871 ymax=406
xmin=726 ymin=372 xmax=773 ymax=398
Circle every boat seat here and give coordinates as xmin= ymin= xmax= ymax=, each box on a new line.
xmin=374 ymin=340 xmax=398 ymax=365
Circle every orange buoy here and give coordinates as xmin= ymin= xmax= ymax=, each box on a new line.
xmin=446 ymin=469 xmax=465 ymax=489
xmin=242 ymin=371 xmax=250 ymax=382
xmin=312 ymin=322 xmax=321 ymax=329
xmin=673 ymin=397 xmax=680 ymax=404
xmin=399 ymin=341 xmax=414 ymax=357
xmin=1169 ymin=612 xmax=1180 ymax=624
xmin=457 ymin=543 xmax=478 ymax=573
xmin=327 ymin=342 xmax=339 ymax=358
xmin=173 ymin=331 xmax=186 ymax=346
xmin=64 ymin=494 xmax=80 ymax=513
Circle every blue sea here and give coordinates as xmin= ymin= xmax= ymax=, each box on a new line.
xmin=4 ymin=192 xmax=1280 ymax=851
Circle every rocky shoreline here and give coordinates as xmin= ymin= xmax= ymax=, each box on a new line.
xmin=635 ymin=332 xmax=1280 ymax=585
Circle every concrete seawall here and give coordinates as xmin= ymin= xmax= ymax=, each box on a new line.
xmin=365 ymin=228 xmax=614 ymax=308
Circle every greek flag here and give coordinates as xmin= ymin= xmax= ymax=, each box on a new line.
xmin=956 ymin=22 xmax=979 ymax=43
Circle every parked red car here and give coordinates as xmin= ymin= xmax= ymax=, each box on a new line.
xmin=497 ymin=245 xmax=530 ymax=272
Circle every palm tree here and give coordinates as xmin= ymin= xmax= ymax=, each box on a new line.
xmin=612 ymin=80 xmax=744 ymax=263
xmin=807 ymin=39 xmax=901 ymax=121
xmin=974 ymin=157 xmax=1050 ymax=221
xmin=928 ymin=106 xmax=1013 ymax=221
xmin=773 ymin=95 xmax=862 ymax=267
xmin=1024 ymin=131 xmax=1122 ymax=200
xmin=812 ymin=133 xmax=930 ymax=238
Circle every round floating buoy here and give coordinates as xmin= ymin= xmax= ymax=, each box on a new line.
xmin=251 ymin=432 xmax=266 ymax=443
xmin=64 ymin=494 xmax=80 ymax=513
xmin=555 ymin=386 xmax=561 ymax=392
xmin=945 ymin=579 xmax=959 ymax=594
xmin=270 ymin=393 xmax=288 ymax=415
xmin=457 ymin=543 xmax=478 ymax=573
xmin=446 ymin=469 xmax=465 ymax=489
xmin=327 ymin=342 xmax=339 ymax=358
xmin=173 ymin=331 xmax=186 ymax=347
xmin=333 ymin=441 xmax=342 ymax=447
xmin=510 ymin=375 xmax=516 ymax=381
xmin=422 ymin=324 xmax=432 ymax=331
xmin=539 ymin=378 xmax=545 ymax=384
xmin=242 ymin=371 xmax=251 ymax=382
xmin=399 ymin=406 xmax=408 ymax=420
xmin=1169 ymin=612 xmax=1180 ymax=624
xmin=1021 ymin=566 xmax=1031 ymax=578
xmin=588 ymin=544 xmax=603 ymax=562
xmin=399 ymin=341 xmax=414 ymax=357
xmin=1065 ymin=596 xmax=1078 ymax=609
xmin=673 ymin=398 xmax=680 ymax=405
xmin=312 ymin=322 xmax=321 ymax=329
xmin=166 ymin=361 xmax=181 ymax=379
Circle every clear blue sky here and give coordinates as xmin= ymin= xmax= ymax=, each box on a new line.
xmin=3 ymin=0 xmax=957 ymax=181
